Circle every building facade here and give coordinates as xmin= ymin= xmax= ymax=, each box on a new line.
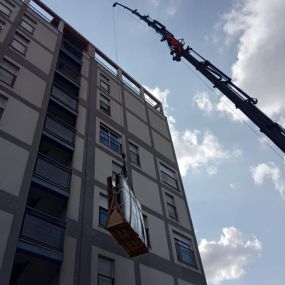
xmin=0 ymin=0 xmax=207 ymax=284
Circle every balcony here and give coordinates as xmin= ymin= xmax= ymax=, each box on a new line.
xmin=57 ymin=52 xmax=81 ymax=85
xmin=50 ymin=85 xmax=78 ymax=114
xmin=61 ymin=39 xmax=83 ymax=63
xmin=19 ymin=206 xmax=66 ymax=252
xmin=32 ymin=153 xmax=71 ymax=197
xmin=43 ymin=113 xmax=75 ymax=149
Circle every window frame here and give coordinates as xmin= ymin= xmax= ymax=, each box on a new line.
xmin=20 ymin=14 xmax=36 ymax=34
xmin=0 ymin=18 xmax=6 ymax=31
xmin=98 ymin=256 xmax=114 ymax=285
xmin=160 ymin=163 xmax=178 ymax=190
xmin=165 ymin=193 xmax=178 ymax=220
xmin=0 ymin=0 xmax=14 ymax=17
xmin=143 ymin=215 xmax=151 ymax=247
xmin=0 ymin=93 xmax=7 ymax=120
xmin=0 ymin=58 xmax=19 ymax=86
xmin=174 ymin=232 xmax=197 ymax=269
xmin=129 ymin=142 xmax=140 ymax=166
xmin=99 ymin=124 xmax=122 ymax=154
xmin=100 ymin=73 xmax=110 ymax=92
xmin=10 ymin=31 xmax=30 ymax=55
xmin=99 ymin=194 xmax=108 ymax=227
xmin=99 ymin=93 xmax=111 ymax=116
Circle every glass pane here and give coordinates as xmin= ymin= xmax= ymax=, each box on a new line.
xmin=0 ymin=67 xmax=14 ymax=86
xmin=100 ymin=80 xmax=109 ymax=91
xmin=99 ymin=208 xmax=108 ymax=226
xmin=21 ymin=20 xmax=34 ymax=33
xmin=99 ymin=195 xmax=108 ymax=208
xmin=98 ymin=275 xmax=113 ymax=285
xmin=0 ymin=3 xmax=11 ymax=16
xmin=167 ymin=203 xmax=177 ymax=219
xmin=51 ymin=86 xmax=78 ymax=110
xmin=11 ymin=39 xmax=26 ymax=54
xmin=98 ymin=257 xmax=113 ymax=276
xmin=165 ymin=193 xmax=174 ymax=204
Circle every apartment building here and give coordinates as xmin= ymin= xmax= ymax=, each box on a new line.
xmin=0 ymin=0 xmax=207 ymax=284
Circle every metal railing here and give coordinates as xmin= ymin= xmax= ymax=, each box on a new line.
xmin=33 ymin=153 xmax=71 ymax=191
xmin=20 ymin=206 xmax=66 ymax=251
xmin=44 ymin=113 xmax=75 ymax=145
xmin=51 ymin=85 xmax=78 ymax=112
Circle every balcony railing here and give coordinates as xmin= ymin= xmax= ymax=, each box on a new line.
xmin=61 ymin=39 xmax=83 ymax=62
xmin=33 ymin=153 xmax=71 ymax=191
xmin=44 ymin=113 xmax=75 ymax=146
xmin=20 ymin=206 xmax=66 ymax=251
xmin=50 ymin=85 xmax=78 ymax=112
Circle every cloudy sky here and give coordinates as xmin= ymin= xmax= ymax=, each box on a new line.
xmin=41 ymin=0 xmax=285 ymax=284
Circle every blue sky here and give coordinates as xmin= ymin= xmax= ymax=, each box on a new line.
xmin=41 ymin=0 xmax=285 ymax=284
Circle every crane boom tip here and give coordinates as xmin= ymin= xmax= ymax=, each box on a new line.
xmin=113 ymin=2 xmax=118 ymax=8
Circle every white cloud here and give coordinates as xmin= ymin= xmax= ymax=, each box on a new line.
xmin=219 ymin=0 xmax=285 ymax=119
xmin=199 ymin=227 xmax=262 ymax=284
xmin=146 ymin=86 xmax=242 ymax=176
xmin=193 ymin=91 xmax=214 ymax=113
xmin=250 ymin=162 xmax=285 ymax=199
xmin=230 ymin=183 xmax=239 ymax=190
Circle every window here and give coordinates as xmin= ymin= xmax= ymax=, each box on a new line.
xmin=99 ymin=194 xmax=108 ymax=227
xmin=112 ymin=161 xmax=122 ymax=176
xmin=98 ymin=256 xmax=114 ymax=285
xmin=165 ymin=193 xmax=178 ymax=220
xmin=100 ymin=73 xmax=110 ymax=92
xmin=100 ymin=125 xmax=121 ymax=153
xmin=160 ymin=163 xmax=178 ymax=189
xmin=0 ymin=0 xmax=14 ymax=17
xmin=0 ymin=94 xmax=7 ymax=120
xmin=100 ymin=94 xmax=111 ymax=115
xmin=0 ymin=19 xmax=5 ymax=31
xmin=20 ymin=15 xmax=36 ymax=34
xmin=143 ymin=215 xmax=151 ymax=247
xmin=174 ymin=232 xmax=197 ymax=268
xmin=0 ymin=58 xmax=19 ymax=86
xmin=10 ymin=31 xmax=29 ymax=55
xmin=129 ymin=142 xmax=140 ymax=166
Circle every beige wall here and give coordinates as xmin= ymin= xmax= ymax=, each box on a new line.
xmin=79 ymin=77 xmax=88 ymax=102
xmin=81 ymin=54 xmax=89 ymax=78
xmin=72 ymin=135 xmax=84 ymax=172
xmin=76 ymin=105 xmax=86 ymax=136
xmin=148 ymin=108 xmax=170 ymax=139
xmin=27 ymin=11 xmax=58 ymax=52
xmin=126 ymin=111 xmax=151 ymax=145
xmin=59 ymin=235 xmax=77 ymax=285
xmin=125 ymin=89 xmax=147 ymax=122
xmin=0 ymin=210 xmax=13 ymax=269
xmin=152 ymin=130 xmax=175 ymax=162
xmin=0 ymin=19 xmax=11 ymax=43
xmin=24 ymin=38 xmax=53 ymax=74
xmin=0 ymin=137 xmax=29 ymax=196
xmin=132 ymin=170 xmax=162 ymax=215
xmin=91 ymin=247 xmax=136 ymax=285
xmin=146 ymin=213 xmax=170 ymax=260
xmin=140 ymin=264 xmax=174 ymax=285
xmin=0 ymin=94 xmax=38 ymax=145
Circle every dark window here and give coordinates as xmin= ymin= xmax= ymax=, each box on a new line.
xmin=10 ymin=31 xmax=29 ymax=55
xmin=174 ymin=233 xmax=197 ymax=268
xmin=0 ymin=0 xmax=14 ymax=17
xmin=160 ymin=163 xmax=178 ymax=190
xmin=99 ymin=194 xmax=108 ymax=226
xmin=0 ymin=19 xmax=6 ymax=31
xmin=98 ymin=256 xmax=114 ymax=285
xmin=20 ymin=15 xmax=36 ymax=34
xmin=165 ymin=193 xmax=178 ymax=220
xmin=100 ymin=125 xmax=121 ymax=153
xmin=0 ymin=59 xmax=18 ymax=86
xmin=100 ymin=73 xmax=110 ymax=92
xmin=100 ymin=94 xmax=111 ymax=115
xmin=0 ymin=94 xmax=7 ymax=119
xmin=129 ymin=142 xmax=140 ymax=166
xmin=143 ymin=215 xmax=151 ymax=247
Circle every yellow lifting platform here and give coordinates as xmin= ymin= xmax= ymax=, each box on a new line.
xmin=106 ymin=172 xmax=149 ymax=257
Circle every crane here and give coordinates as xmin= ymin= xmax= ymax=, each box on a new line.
xmin=113 ymin=2 xmax=285 ymax=154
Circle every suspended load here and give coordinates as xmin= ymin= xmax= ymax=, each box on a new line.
xmin=106 ymin=170 xmax=149 ymax=257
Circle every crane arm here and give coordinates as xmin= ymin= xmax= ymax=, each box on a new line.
xmin=113 ymin=3 xmax=285 ymax=153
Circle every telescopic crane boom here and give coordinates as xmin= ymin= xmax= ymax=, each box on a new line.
xmin=113 ymin=2 xmax=285 ymax=153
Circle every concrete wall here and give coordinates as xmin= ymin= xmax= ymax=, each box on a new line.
xmin=125 ymin=89 xmax=147 ymax=122
xmin=148 ymin=107 xmax=170 ymax=139
xmin=140 ymin=265 xmax=174 ymax=285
